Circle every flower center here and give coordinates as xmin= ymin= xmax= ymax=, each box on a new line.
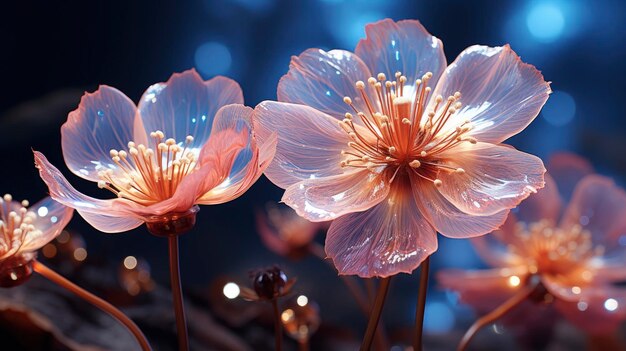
xmin=99 ymin=131 xmax=197 ymax=205
xmin=338 ymin=71 xmax=476 ymax=186
xmin=0 ymin=194 xmax=39 ymax=256
xmin=512 ymin=220 xmax=599 ymax=277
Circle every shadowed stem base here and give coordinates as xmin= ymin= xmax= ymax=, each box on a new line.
xmin=272 ymin=298 xmax=283 ymax=351
xmin=413 ymin=256 xmax=430 ymax=351
xmin=32 ymin=260 xmax=152 ymax=351
xmin=457 ymin=279 xmax=540 ymax=351
xmin=168 ymin=236 xmax=189 ymax=351
xmin=360 ymin=277 xmax=391 ymax=351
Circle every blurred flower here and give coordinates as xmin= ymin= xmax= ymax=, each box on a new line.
xmin=34 ymin=69 xmax=276 ymax=234
xmin=256 ymin=203 xmax=327 ymax=259
xmin=240 ymin=266 xmax=295 ymax=301
xmin=438 ymin=155 xmax=626 ymax=335
xmin=281 ymin=295 xmax=321 ymax=344
xmin=0 ymin=195 xmax=73 ymax=287
xmin=254 ymin=19 xmax=549 ymax=277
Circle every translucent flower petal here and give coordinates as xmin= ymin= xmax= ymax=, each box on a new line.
xmin=560 ymin=175 xmax=626 ymax=250
xmin=254 ymin=101 xmax=352 ymax=189
xmin=20 ymin=197 xmax=73 ymax=251
xmin=199 ymin=105 xmax=277 ymax=204
xmin=437 ymin=142 xmax=545 ymax=216
xmin=324 ymin=179 xmax=436 ymax=278
xmin=61 ymin=86 xmax=144 ymax=182
xmin=554 ymin=289 xmax=626 ymax=335
xmin=282 ymin=169 xmax=389 ymax=222
xmin=277 ymin=49 xmax=375 ymax=120
xmin=355 ymin=19 xmax=447 ymax=88
xmin=410 ymin=172 xmax=509 ymax=238
xmin=515 ymin=173 xmax=562 ymax=224
xmin=547 ymin=152 xmax=594 ymax=201
xmin=432 ymin=45 xmax=550 ymax=144
xmin=138 ymin=69 xmax=243 ymax=151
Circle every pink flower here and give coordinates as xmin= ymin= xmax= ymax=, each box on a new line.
xmin=256 ymin=204 xmax=327 ymax=259
xmin=438 ymin=154 xmax=626 ymax=334
xmin=0 ymin=194 xmax=73 ymax=275
xmin=253 ymin=19 xmax=549 ymax=277
xmin=34 ymin=70 xmax=276 ymax=233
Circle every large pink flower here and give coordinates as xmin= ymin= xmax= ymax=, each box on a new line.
xmin=438 ymin=155 xmax=626 ymax=334
xmin=0 ymin=194 xmax=73 ymax=273
xmin=253 ymin=19 xmax=549 ymax=277
xmin=35 ymin=70 xmax=276 ymax=233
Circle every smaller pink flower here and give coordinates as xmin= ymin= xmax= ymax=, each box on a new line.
xmin=438 ymin=154 xmax=626 ymax=335
xmin=0 ymin=194 xmax=73 ymax=284
xmin=256 ymin=204 xmax=327 ymax=259
xmin=34 ymin=70 xmax=276 ymax=233
xmin=254 ymin=19 xmax=548 ymax=277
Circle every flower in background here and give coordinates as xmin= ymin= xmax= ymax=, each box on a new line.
xmin=256 ymin=203 xmax=327 ymax=259
xmin=0 ymin=194 xmax=73 ymax=286
xmin=438 ymin=155 xmax=626 ymax=335
xmin=34 ymin=70 xmax=276 ymax=234
xmin=254 ymin=19 xmax=549 ymax=277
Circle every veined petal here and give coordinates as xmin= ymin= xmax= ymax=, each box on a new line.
xmin=515 ymin=173 xmax=562 ymax=224
xmin=254 ymin=101 xmax=352 ymax=189
xmin=20 ymin=197 xmax=73 ymax=252
xmin=324 ymin=178 xmax=436 ymax=278
xmin=355 ymin=19 xmax=447 ymax=88
xmin=410 ymin=171 xmax=509 ymax=238
xmin=76 ymin=211 xmax=143 ymax=233
xmin=34 ymin=151 xmax=144 ymax=232
xmin=282 ymin=169 xmax=389 ymax=222
xmin=432 ymin=45 xmax=550 ymax=144
xmin=277 ymin=49 xmax=375 ymax=121
xmin=437 ymin=142 xmax=545 ymax=216
xmin=560 ymin=175 xmax=626 ymax=250
xmin=199 ymin=105 xmax=277 ymax=204
xmin=138 ymin=69 xmax=243 ymax=151
xmin=61 ymin=86 xmax=145 ymax=182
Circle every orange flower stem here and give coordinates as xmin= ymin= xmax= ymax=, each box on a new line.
xmin=272 ymin=297 xmax=283 ymax=351
xmin=32 ymin=260 xmax=152 ymax=351
xmin=413 ymin=256 xmax=430 ymax=351
xmin=360 ymin=276 xmax=391 ymax=351
xmin=457 ymin=279 xmax=539 ymax=351
xmin=168 ymin=236 xmax=189 ymax=351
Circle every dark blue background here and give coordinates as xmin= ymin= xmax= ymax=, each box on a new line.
xmin=1 ymin=0 xmax=625 ymax=345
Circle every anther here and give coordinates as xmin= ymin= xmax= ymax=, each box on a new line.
xmin=455 ymin=168 xmax=465 ymax=174
xmin=343 ymin=97 xmax=353 ymax=105
xmin=434 ymin=179 xmax=443 ymax=187
xmin=368 ymin=77 xmax=377 ymax=85
xmin=377 ymin=73 xmax=386 ymax=81
xmin=21 ymin=200 xmax=29 ymax=207
xmin=355 ymin=81 xmax=365 ymax=89
xmin=409 ymin=160 xmax=421 ymax=168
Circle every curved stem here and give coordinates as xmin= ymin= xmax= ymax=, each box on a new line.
xmin=457 ymin=280 xmax=539 ymax=351
xmin=360 ymin=277 xmax=391 ymax=351
xmin=413 ymin=256 xmax=430 ymax=351
xmin=32 ymin=260 xmax=152 ymax=351
xmin=168 ymin=236 xmax=189 ymax=351
xmin=272 ymin=298 xmax=283 ymax=351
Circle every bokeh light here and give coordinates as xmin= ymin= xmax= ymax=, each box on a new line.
xmin=223 ymin=282 xmax=241 ymax=299
xmin=526 ymin=3 xmax=565 ymax=42
xmin=194 ymin=41 xmax=232 ymax=76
